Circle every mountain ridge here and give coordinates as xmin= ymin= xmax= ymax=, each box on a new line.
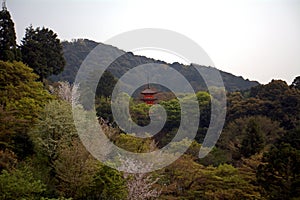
xmin=51 ymin=39 xmax=259 ymax=92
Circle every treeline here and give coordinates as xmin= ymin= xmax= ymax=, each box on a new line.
xmin=0 ymin=8 xmax=65 ymax=80
xmin=51 ymin=39 xmax=259 ymax=92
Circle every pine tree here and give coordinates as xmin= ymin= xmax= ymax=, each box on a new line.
xmin=0 ymin=6 xmax=21 ymax=61
xmin=20 ymin=26 xmax=66 ymax=80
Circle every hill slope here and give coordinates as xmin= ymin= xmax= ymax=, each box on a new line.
xmin=50 ymin=39 xmax=259 ymax=92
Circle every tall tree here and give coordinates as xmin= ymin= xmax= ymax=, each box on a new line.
xmin=0 ymin=7 xmax=21 ymax=61
xmin=21 ymin=26 xmax=65 ymax=80
xmin=0 ymin=61 xmax=52 ymax=122
xmin=241 ymin=118 xmax=265 ymax=158
xmin=96 ymin=70 xmax=117 ymax=98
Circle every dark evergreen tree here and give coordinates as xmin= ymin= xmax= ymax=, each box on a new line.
xmin=241 ymin=118 xmax=265 ymax=157
xmin=0 ymin=7 xmax=21 ymax=61
xmin=96 ymin=70 xmax=117 ymax=98
xmin=257 ymin=128 xmax=300 ymax=199
xmin=96 ymin=97 xmax=113 ymax=122
xmin=257 ymin=132 xmax=300 ymax=199
xmin=20 ymin=26 xmax=65 ymax=80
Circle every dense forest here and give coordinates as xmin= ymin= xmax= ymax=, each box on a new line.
xmin=1 ymin=6 xmax=300 ymax=200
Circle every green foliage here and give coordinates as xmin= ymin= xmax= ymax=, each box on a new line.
xmin=278 ymin=128 xmax=300 ymax=149
xmin=159 ymin=155 xmax=263 ymax=199
xmin=53 ymin=138 xmax=100 ymax=199
xmin=28 ymin=100 xmax=78 ymax=197
xmin=130 ymin=102 xmax=151 ymax=127
xmin=0 ymin=106 xmax=25 ymax=151
xmin=0 ymin=9 xmax=21 ymax=61
xmin=88 ymin=165 xmax=127 ymax=199
xmin=29 ymin=100 xmax=76 ymax=161
xmin=0 ymin=61 xmax=53 ymax=158
xmin=0 ymin=15 xmax=299 ymax=199
xmin=96 ymin=70 xmax=117 ymax=98
xmin=257 ymin=143 xmax=300 ymax=199
xmin=115 ymin=133 xmax=155 ymax=153
xmin=250 ymin=80 xmax=289 ymax=101
xmin=123 ymin=91 xmax=212 ymax=147
xmin=20 ymin=26 xmax=65 ymax=80
xmin=183 ymin=91 xmax=211 ymax=129
xmin=96 ymin=97 xmax=113 ymax=122
xmin=159 ymin=99 xmax=181 ymax=130
xmin=241 ymin=118 xmax=265 ymax=158
xmin=202 ymin=164 xmax=262 ymax=200
xmin=227 ymin=97 xmax=273 ymax=122
xmin=195 ymin=91 xmax=212 ymax=142
xmin=227 ymin=91 xmax=243 ymax=107
xmin=257 ymin=128 xmax=300 ymax=199
xmin=50 ymin=39 xmax=98 ymax=83
xmin=29 ymin=99 xmax=128 ymax=199
xmin=0 ymin=167 xmax=46 ymax=200
xmin=0 ymin=149 xmax=17 ymax=171
xmin=218 ymin=116 xmax=284 ymax=163
xmin=76 ymin=69 xmax=117 ymax=110
xmin=0 ymin=61 xmax=53 ymax=120
xmin=228 ymin=80 xmax=300 ymax=130
xmin=198 ymin=147 xmax=231 ymax=167
xmin=168 ymin=138 xmax=199 ymax=155
xmin=159 ymin=155 xmax=206 ymax=198
xmin=195 ymin=91 xmax=211 ymax=109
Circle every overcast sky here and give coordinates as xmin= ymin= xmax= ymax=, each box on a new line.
xmin=8 ymin=0 xmax=300 ymax=84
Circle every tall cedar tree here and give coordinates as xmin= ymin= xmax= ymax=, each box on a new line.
xmin=0 ymin=8 xmax=21 ymax=61
xmin=21 ymin=26 xmax=65 ymax=80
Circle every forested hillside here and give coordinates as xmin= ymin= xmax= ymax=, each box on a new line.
xmin=1 ymin=6 xmax=300 ymax=200
xmin=51 ymin=39 xmax=259 ymax=92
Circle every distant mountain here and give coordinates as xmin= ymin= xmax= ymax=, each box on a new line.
xmin=50 ymin=39 xmax=259 ymax=92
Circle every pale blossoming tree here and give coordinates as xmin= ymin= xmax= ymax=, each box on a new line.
xmin=118 ymin=157 xmax=161 ymax=200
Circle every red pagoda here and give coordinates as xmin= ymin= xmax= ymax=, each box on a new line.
xmin=141 ymin=84 xmax=157 ymax=105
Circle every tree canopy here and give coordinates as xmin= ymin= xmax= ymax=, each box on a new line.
xmin=0 ymin=61 xmax=52 ymax=121
xmin=0 ymin=9 xmax=21 ymax=61
xmin=0 ymin=61 xmax=52 ymax=158
xmin=21 ymin=26 xmax=65 ymax=80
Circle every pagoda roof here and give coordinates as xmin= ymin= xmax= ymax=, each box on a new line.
xmin=141 ymin=88 xmax=157 ymax=94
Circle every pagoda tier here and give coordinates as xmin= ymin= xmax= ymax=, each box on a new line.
xmin=141 ymin=87 xmax=157 ymax=105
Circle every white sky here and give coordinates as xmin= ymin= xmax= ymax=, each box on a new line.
xmin=8 ymin=0 xmax=300 ymax=84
